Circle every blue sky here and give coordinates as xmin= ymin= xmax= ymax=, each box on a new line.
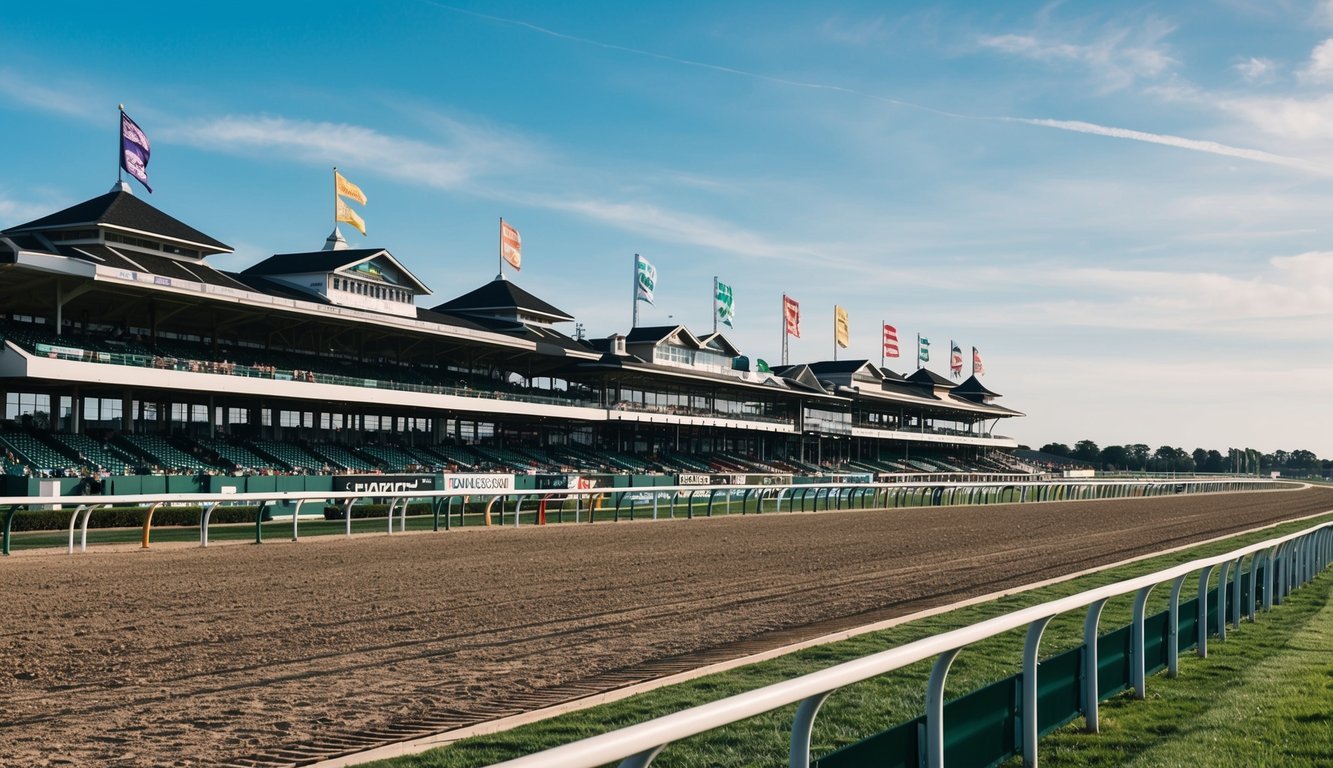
xmin=2 ymin=1 xmax=1331 ymax=456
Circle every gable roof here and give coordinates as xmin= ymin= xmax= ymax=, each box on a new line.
xmin=4 ymin=187 xmax=231 ymax=253
xmin=431 ymin=277 xmax=573 ymax=322
xmin=625 ymin=324 xmax=702 ymax=347
xmin=907 ymin=367 xmax=958 ymax=388
xmin=807 ymin=359 xmax=883 ymax=380
xmin=243 ymin=247 xmax=431 ymax=294
xmin=697 ymin=331 xmax=742 ymax=357
xmin=954 ymin=375 xmax=1002 ymax=399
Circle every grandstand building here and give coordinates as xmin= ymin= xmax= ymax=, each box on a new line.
xmin=0 ymin=183 xmax=1023 ymax=481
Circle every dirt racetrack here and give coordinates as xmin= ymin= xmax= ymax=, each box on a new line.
xmin=3 ymin=486 xmax=1331 ymax=767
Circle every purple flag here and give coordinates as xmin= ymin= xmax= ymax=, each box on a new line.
xmin=120 ymin=110 xmax=152 ymax=192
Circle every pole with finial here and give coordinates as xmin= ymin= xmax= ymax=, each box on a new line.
xmin=498 ymin=217 xmax=504 ymax=278
xmin=117 ymin=104 xmax=125 ymax=185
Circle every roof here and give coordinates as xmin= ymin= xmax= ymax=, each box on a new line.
xmin=625 ymin=325 xmax=696 ymax=345
xmin=696 ymin=332 xmax=742 ymax=357
xmin=431 ymin=277 xmax=573 ymax=322
xmin=4 ymin=188 xmax=231 ymax=253
xmin=59 ymin=243 xmax=252 ymax=290
xmin=954 ymin=375 xmax=1002 ymax=399
xmin=907 ymin=367 xmax=958 ymax=388
xmin=244 ymin=247 xmax=431 ymax=294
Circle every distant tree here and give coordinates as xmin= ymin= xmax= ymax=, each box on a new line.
xmin=1192 ymin=448 xmax=1209 ymax=471
xmin=1289 ymin=450 xmax=1317 ymax=471
xmin=1128 ymin=444 xmax=1150 ymax=471
xmin=1203 ymin=449 xmax=1225 ymax=473
xmin=1073 ymin=440 xmax=1101 ymax=464
xmin=1040 ymin=443 xmax=1071 ymax=457
xmin=1100 ymin=444 xmax=1129 ymax=470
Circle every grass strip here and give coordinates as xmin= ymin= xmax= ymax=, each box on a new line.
xmin=1038 ymin=566 xmax=1333 ymax=767
xmin=362 ymin=512 xmax=1333 ymax=768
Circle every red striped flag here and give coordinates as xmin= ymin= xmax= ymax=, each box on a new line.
xmin=882 ymin=324 xmax=899 ymax=358
xmin=500 ymin=219 xmax=522 ymax=271
xmin=783 ymin=295 xmax=800 ymax=338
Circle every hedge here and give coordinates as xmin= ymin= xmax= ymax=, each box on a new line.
xmin=5 ymin=505 xmax=269 ymax=532
xmin=322 ymin=502 xmax=435 ymax=520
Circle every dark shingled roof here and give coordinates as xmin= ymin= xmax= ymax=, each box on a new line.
xmin=242 ymin=249 xmax=387 ymax=276
xmin=4 ymin=189 xmax=231 ymax=252
xmin=431 ymin=278 xmax=573 ymax=322
xmin=907 ymin=368 xmax=957 ymax=388
xmin=807 ymin=359 xmax=879 ymax=376
xmin=954 ymin=375 xmax=1002 ymax=399
xmin=624 ymin=325 xmax=686 ymax=344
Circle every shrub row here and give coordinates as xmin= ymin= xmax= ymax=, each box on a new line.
xmin=6 ymin=505 xmax=268 ymax=531
xmin=322 ymin=502 xmax=434 ymax=520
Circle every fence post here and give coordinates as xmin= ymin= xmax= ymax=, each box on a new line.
xmin=1131 ymin=585 xmax=1154 ymax=698
xmin=199 ymin=502 xmax=218 ymax=547
xmin=1197 ymin=564 xmax=1215 ymax=657
xmin=789 ymin=692 xmax=832 ymax=768
xmin=1083 ymin=598 xmax=1107 ymax=731
xmin=1023 ymin=616 xmax=1055 ymax=767
xmin=925 ymin=648 xmax=962 ymax=768
xmin=1216 ymin=560 xmax=1230 ymax=642
xmin=1168 ymin=574 xmax=1187 ymax=677
xmin=1 ymin=505 xmax=18 ymax=556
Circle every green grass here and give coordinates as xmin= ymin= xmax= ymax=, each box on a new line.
xmin=1037 ymin=568 xmax=1333 ymax=767
xmin=359 ymin=513 xmax=1333 ymax=768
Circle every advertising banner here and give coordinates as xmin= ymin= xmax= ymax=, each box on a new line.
xmin=333 ymin=474 xmax=437 ymax=494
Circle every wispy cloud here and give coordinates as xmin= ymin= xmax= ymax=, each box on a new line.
xmin=0 ymin=68 xmax=102 ymax=121
xmin=1299 ymin=37 xmax=1333 ymax=83
xmin=1235 ymin=56 xmax=1279 ymax=83
xmin=976 ymin=16 xmax=1177 ymax=91
xmin=1005 ymin=117 xmax=1312 ymax=171
xmin=164 ymin=115 xmax=525 ymax=191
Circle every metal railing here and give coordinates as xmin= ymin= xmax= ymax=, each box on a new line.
xmin=1 ymin=477 xmax=1276 ymax=556
xmin=481 ymin=515 xmax=1331 ymax=768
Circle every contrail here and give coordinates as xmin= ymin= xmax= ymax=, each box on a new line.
xmin=423 ymin=2 xmax=1308 ymax=172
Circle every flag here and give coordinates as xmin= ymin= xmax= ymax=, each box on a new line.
xmin=715 ymin=280 xmax=735 ymax=328
xmin=783 ymin=295 xmax=800 ymax=338
xmin=973 ymin=346 xmax=985 ymax=376
xmin=950 ymin=342 xmax=963 ymax=378
xmin=120 ymin=110 xmax=152 ymax=193
xmin=918 ymin=336 xmax=930 ymax=362
xmin=336 ymin=197 xmax=366 ymax=235
xmin=834 ymin=305 xmax=849 ymax=348
xmin=334 ymin=170 xmax=367 ymax=205
xmin=756 ymin=358 xmax=771 ymax=373
xmin=882 ymin=324 xmax=899 ymax=358
xmin=500 ymin=219 xmax=522 ymax=271
xmin=635 ymin=254 xmax=656 ymax=304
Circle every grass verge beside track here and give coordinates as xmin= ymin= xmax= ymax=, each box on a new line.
xmin=359 ymin=511 xmax=1333 ymax=768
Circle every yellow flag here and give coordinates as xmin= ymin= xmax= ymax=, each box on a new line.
xmin=336 ymin=197 xmax=366 ymax=235
xmin=335 ymin=170 xmax=367 ymax=205
xmin=834 ymin=305 xmax=850 ymax=348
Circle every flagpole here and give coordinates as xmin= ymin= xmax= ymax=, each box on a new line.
xmin=832 ymin=306 xmax=837 ymax=361
xmin=917 ymin=333 xmax=921 ymax=370
xmin=632 ymin=254 xmax=639 ymax=329
xmin=117 ymin=104 xmax=125 ymax=185
xmin=880 ymin=319 xmax=885 ymax=369
xmin=332 ymin=167 xmax=338 ymax=233
xmin=498 ymin=217 xmax=504 ymax=278
xmin=781 ymin=295 xmax=787 ymax=367
xmin=713 ymin=276 xmax=718 ymax=334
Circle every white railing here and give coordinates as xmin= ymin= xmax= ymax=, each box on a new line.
xmin=483 ymin=517 xmax=1332 ymax=768
xmin=0 ymin=477 xmax=1280 ymax=556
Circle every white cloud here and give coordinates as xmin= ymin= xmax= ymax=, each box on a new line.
xmin=968 ymin=251 xmax=1333 ymax=338
xmin=976 ymin=16 xmax=1177 ymax=91
xmin=1299 ymin=37 xmax=1333 ymax=82
xmin=0 ymin=68 xmax=101 ymax=121
xmin=1235 ymin=56 xmax=1278 ymax=82
xmin=1221 ymin=93 xmax=1333 ymax=144
xmin=165 ymin=116 xmax=482 ymax=190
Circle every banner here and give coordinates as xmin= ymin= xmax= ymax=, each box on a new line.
xmin=635 ymin=254 xmax=657 ymax=304
xmin=783 ymin=294 xmax=800 ymax=338
xmin=120 ymin=109 xmax=152 ymax=193
xmin=334 ymin=170 xmax=367 ymax=205
xmin=973 ymin=346 xmax=985 ymax=376
xmin=332 ymin=474 xmax=435 ymax=493
xmin=950 ymin=342 xmax=963 ymax=378
xmin=918 ymin=336 xmax=930 ymax=362
xmin=715 ymin=280 xmax=734 ymax=328
xmin=336 ymin=197 xmax=366 ymax=235
xmin=883 ymin=323 xmax=899 ymax=358
xmin=500 ymin=218 xmax=522 ymax=271
xmin=834 ymin=305 xmax=849 ymax=348
xmin=444 ymin=473 xmax=515 ymax=492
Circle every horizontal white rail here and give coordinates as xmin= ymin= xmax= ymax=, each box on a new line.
xmin=484 ymin=517 xmax=1331 ymax=768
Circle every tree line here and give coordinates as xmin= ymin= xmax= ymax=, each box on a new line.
xmin=1032 ymin=441 xmax=1329 ymax=477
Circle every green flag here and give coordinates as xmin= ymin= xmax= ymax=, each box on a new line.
xmin=715 ymin=280 xmax=735 ymax=328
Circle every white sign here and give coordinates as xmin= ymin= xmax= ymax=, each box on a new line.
xmin=444 ymin=473 xmax=515 ymax=492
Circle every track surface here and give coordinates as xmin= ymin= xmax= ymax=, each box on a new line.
xmin=2 ymin=486 xmax=1330 ymax=767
